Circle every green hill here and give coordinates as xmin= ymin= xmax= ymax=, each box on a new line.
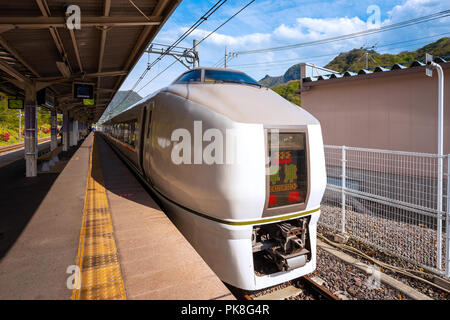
xmin=271 ymin=80 xmax=301 ymax=107
xmin=100 ymin=90 xmax=142 ymax=122
xmin=325 ymin=37 xmax=450 ymax=72
xmin=261 ymin=37 xmax=450 ymax=87
xmin=108 ymin=90 xmax=142 ymax=114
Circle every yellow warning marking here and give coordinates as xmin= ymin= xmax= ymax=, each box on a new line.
xmin=72 ymin=135 xmax=126 ymax=300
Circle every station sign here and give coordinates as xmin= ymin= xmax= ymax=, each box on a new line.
xmin=8 ymin=98 xmax=24 ymax=109
xmin=83 ymin=98 xmax=95 ymax=106
xmin=73 ymin=82 xmax=94 ymax=99
xmin=37 ymin=88 xmax=55 ymax=108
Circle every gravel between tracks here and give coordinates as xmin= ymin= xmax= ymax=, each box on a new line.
xmin=319 ymin=203 xmax=450 ymax=300
xmin=245 ymin=202 xmax=450 ymax=300
xmin=320 ymin=204 xmax=446 ymax=269
xmin=319 ymin=226 xmax=449 ymax=300
xmin=248 ymin=246 xmax=412 ymax=300
xmin=301 ymin=246 xmax=409 ymax=300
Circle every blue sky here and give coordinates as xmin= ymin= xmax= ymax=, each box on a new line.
xmin=118 ymin=0 xmax=450 ymax=98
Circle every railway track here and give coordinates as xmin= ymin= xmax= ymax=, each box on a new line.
xmin=299 ymin=275 xmax=339 ymax=300
xmin=227 ymin=275 xmax=339 ymax=300
xmin=0 ymin=137 xmax=51 ymax=154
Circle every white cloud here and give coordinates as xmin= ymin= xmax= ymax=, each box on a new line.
xmin=388 ymin=0 xmax=444 ymax=21
xmin=180 ymin=27 xmax=271 ymax=47
xmin=274 ymin=17 xmax=367 ymax=41
xmin=121 ymin=0 xmax=449 ymax=95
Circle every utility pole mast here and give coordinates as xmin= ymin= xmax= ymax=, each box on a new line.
xmin=146 ymin=39 xmax=200 ymax=70
xmin=224 ymin=46 xmax=227 ymax=68
xmin=193 ymin=39 xmax=199 ymax=68
xmin=18 ymin=109 xmax=21 ymax=142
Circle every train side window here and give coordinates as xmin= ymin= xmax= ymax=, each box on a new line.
xmin=129 ymin=120 xmax=137 ymax=147
xmin=131 ymin=120 xmax=137 ymax=147
xmin=121 ymin=123 xmax=125 ymax=142
xmin=123 ymin=123 xmax=129 ymax=143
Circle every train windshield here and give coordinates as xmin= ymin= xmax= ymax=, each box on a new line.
xmin=175 ymin=70 xmax=202 ymax=83
xmin=174 ymin=69 xmax=260 ymax=86
xmin=204 ymin=70 xmax=260 ymax=86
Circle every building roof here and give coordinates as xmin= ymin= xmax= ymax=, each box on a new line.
xmin=302 ymin=56 xmax=449 ymax=88
xmin=0 ymin=0 xmax=181 ymax=123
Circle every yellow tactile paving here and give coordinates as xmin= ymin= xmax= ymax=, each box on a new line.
xmin=72 ymin=135 xmax=126 ymax=300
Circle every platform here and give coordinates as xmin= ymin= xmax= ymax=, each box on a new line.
xmin=0 ymin=138 xmax=60 ymax=169
xmin=0 ymin=132 xmax=233 ymax=300
xmin=0 ymin=136 xmax=89 ymax=299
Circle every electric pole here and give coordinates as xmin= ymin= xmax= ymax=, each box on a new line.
xmin=18 ymin=109 xmax=21 ymax=142
xmin=224 ymin=46 xmax=227 ymax=69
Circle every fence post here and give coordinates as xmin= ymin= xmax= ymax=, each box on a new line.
xmin=437 ymin=154 xmax=444 ymax=270
xmin=341 ymin=146 xmax=346 ymax=234
xmin=446 ymin=155 xmax=450 ymax=277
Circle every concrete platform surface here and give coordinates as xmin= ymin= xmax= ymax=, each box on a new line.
xmin=0 ymin=135 xmax=91 ymax=299
xmin=96 ymin=134 xmax=234 ymax=300
xmin=0 ymin=132 xmax=234 ymax=300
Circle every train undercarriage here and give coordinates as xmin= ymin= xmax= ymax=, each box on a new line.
xmin=252 ymin=216 xmax=311 ymax=275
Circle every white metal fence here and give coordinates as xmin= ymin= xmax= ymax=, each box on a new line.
xmin=319 ymin=145 xmax=450 ymax=278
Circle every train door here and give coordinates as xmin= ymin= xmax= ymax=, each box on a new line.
xmin=142 ymin=101 xmax=154 ymax=180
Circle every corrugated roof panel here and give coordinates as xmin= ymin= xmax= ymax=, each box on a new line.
xmin=374 ymin=66 xmax=389 ymax=72
xmin=343 ymin=71 xmax=356 ymax=77
xmin=302 ymin=56 xmax=448 ymax=87
xmin=317 ymin=75 xmax=330 ymax=80
xmin=410 ymin=60 xmax=425 ymax=67
xmin=329 ymin=73 xmax=343 ymax=78
xmin=391 ymin=64 xmax=407 ymax=70
xmin=358 ymin=69 xmax=373 ymax=74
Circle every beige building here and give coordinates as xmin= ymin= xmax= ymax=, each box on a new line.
xmin=300 ymin=60 xmax=450 ymax=154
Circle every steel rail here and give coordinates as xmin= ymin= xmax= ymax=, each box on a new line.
xmin=231 ymin=276 xmax=339 ymax=300
xmin=0 ymin=137 xmax=51 ymax=154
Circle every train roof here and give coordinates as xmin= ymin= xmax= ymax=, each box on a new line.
xmin=103 ymin=68 xmax=319 ymax=127
xmin=164 ymin=81 xmax=319 ymax=126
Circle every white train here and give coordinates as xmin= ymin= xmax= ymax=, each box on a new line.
xmin=100 ymin=67 xmax=326 ymax=290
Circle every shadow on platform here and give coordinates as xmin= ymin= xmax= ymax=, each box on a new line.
xmin=0 ymin=141 xmax=84 ymax=260
xmin=92 ymin=133 xmax=163 ymax=212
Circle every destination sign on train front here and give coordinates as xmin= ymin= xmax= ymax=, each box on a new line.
xmin=269 ymin=133 xmax=307 ymax=208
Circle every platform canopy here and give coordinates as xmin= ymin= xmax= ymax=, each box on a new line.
xmin=0 ymin=0 xmax=181 ymax=123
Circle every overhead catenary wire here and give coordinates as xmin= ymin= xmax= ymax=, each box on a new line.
xmin=226 ymin=31 xmax=450 ymax=71
xmin=105 ymin=0 xmax=228 ymax=120
xmin=232 ymin=10 xmax=450 ymax=56
xmin=148 ymin=0 xmax=228 ymax=70
xmin=136 ymin=0 xmax=256 ymax=93
xmin=213 ymin=56 xmax=226 ymax=67
xmin=196 ymin=0 xmax=255 ymax=47
xmin=136 ymin=59 xmax=178 ymax=94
